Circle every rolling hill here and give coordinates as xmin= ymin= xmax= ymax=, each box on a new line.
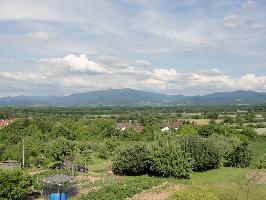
xmin=0 ymin=89 xmax=265 ymax=106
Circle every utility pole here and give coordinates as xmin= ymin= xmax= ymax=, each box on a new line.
xmin=22 ymin=139 xmax=25 ymax=168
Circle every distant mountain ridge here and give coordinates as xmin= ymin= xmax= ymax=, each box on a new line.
xmin=0 ymin=89 xmax=265 ymax=106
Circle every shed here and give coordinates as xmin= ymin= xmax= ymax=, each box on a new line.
xmin=42 ymin=174 xmax=77 ymax=197
xmin=0 ymin=160 xmax=21 ymax=170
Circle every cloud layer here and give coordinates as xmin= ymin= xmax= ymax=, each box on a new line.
xmin=0 ymin=54 xmax=265 ymax=97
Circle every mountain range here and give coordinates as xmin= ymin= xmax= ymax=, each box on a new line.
xmin=0 ymin=88 xmax=265 ymax=106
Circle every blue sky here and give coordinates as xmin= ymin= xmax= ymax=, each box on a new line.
xmin=0 ymin=0 xmax=265 ymax=96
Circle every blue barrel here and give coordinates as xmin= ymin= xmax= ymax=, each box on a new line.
xmin=61 ymin=193 xmax=67 ymax=200
xmin=53 ymin=193 xmax=60 ymax=200
xmin=49 ymin=193 xmax=54 ymax=200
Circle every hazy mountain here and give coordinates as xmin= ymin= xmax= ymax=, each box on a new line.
xmin=0 ymin=89 xmax=265 ymax=106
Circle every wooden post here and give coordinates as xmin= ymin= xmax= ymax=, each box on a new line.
xmin=22 ymin=139 xmax=25 ymax=168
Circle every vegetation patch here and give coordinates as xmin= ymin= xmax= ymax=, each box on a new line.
xmin=79 ymin=176 xmax=164 ymax=200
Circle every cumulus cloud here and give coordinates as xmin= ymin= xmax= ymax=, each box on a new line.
xmin=41 ymin=54 xmax=110 ymax=74
xmin=0 ymin=54 xmax=266 ymax=96
xmin=152 ymin=69 xmax=177 ymax=81
xmin=238 ymin=74 xmax=266 ymax=90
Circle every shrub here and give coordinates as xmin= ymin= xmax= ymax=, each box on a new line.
xmin=177 ymin=124 xmax=197 ymax=136
xmin=207 ymin=134 xmax=241 ymax=166
xmin=97 ymin=139 xmax=121 ymax=159
xmin=254 ymin=153 xmax=266 ymax=169
xmin=241 ymin=127 xmax=257 ymax=140
xmin=179 ymin=135 xmax=222 ymax=171
xmin=150 ymin=140 xmax=191 ymax=178
xmin=0 ymin=170 xmax=32 ymax=200
xmin=197 ymin=125 xmax=236 ymax=138
xmin=46 ymin=137 xmax=75 ymax=161
xmin=112 ymin=144 xmax=150 ymax=175
xmin=171 ymin=185 xmax=219 ymax=200
xmin=226 ymin=142 xmax=251 ymax=167
xmin=80 ymin=176 xmax=163 ymax=200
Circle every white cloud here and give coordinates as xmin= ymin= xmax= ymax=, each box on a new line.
xmin=142 ymin=79 xmax=168 ymax=90
xmin=223 ymin=14 xmax=245 ymax=29
xmin=135 ymin=59 xmax=150 ymax=66
xmin=241 ymin=0 xmax=256 ymax=11
xmin=0 ymin=71 xmax=45 ymax=81
xmin=25 ymin=32 xmax=58 ymax=40
xmin=41 ymin=54 xmax=110 ymax=74
xmin=0 ymin=55 xmax=266 ymax=96
xmin=152 ymin=69 xmax=177 ymax=81
xmin=96 ymin=55 xmax=130 ymax=69
xmin=238 ymin=74 xmax=266 ymax=90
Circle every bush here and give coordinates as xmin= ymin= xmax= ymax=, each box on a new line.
xmin=241 ymin=127 xmax=257 ymax=140
xmin=197 ymin=125 xmax=236 ymax=138
xmin=226 ymin=142 xmax=251 ymax=167
xmin=177 ymin=124 xmax=197 ymax=136
xmin=112 ymin=144 xmax=150 ymax=175
xmin=207 ymin=134 xmax=241 ymax=166
xmin=254 ymin=153 xmax=266 ymax=169
xmin=97 ymin=139 xmax=121 ymax=160
xmin=0 ymin=170 xmax=32 ymax=200
xmin=150 ymin=140 xmax=191 ymax=178
xmin=80 ymin=176 xmax=163 ymax=200
xmin=171 ymin=185 xmax=219 ymax=200
xmin=46 ymin=137 xmax=75 ymax=161
xmin=179 ymin=135 xmax=222 ymax=171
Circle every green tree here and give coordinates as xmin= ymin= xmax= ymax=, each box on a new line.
xmin=179 ymin=135 xmax=222 ymax=171
xmin=241 ymin=127 xmax=257 ymax=140
xmin=224 ymin=116 xmax=234 ymax=124
xmin=0 ymin=170 xmax=32 ymax=200
xmin=227 ymin=142 xmax=251 ymax=167
xmin=46 ymin=138 xmax=75 ymax=161
xmin=89 ymin=118 xmax=117 ymax=138
xmin=150 ymin=139 xmax=191 ymax=178
xmin=112 ymin=144 xmax=150 ymax=175
xmin=177 ymin=124 xmax=197 ymax=136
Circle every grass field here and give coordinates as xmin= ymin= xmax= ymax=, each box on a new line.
xmin=191 ymin=168 xmax=266 ymax=200
xmin=70 ymin=166 xmax=266 ymax=200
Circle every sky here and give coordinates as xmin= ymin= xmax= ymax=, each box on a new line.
xmin=0 ymin=0 xmax=265 ymax=97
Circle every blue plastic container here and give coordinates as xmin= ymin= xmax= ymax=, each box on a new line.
xmin=61 ymin=193 xmax=67 ymax=200
xmin=49 ymin=193 xmax=54 ymax=200
xmin=53 ymin=193 xmax=60 ymax=200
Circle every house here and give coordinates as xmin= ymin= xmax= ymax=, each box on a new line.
xmin=0 ymin=119 xmax=13 ymax=128
xmin=116 ymin=123 xmax=144 ymax=132
xmin=160 ymin=120 xmax=183 ymax=132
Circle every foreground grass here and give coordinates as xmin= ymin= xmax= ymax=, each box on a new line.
xmin=191 ymin=167 xmax=266 ymax=200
